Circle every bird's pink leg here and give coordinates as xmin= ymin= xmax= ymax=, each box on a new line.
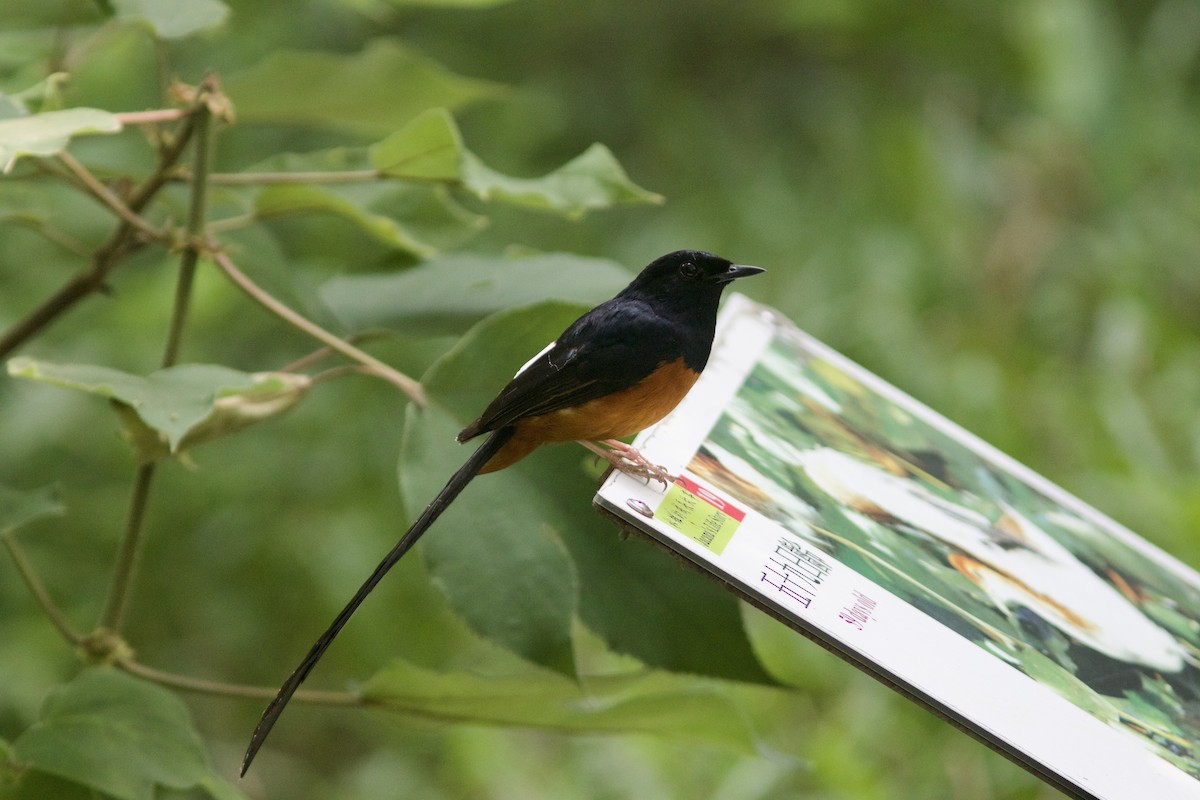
xmin=577 ymin=439 xmax=673 ymax=486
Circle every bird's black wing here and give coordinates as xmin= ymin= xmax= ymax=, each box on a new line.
xmin=459 ymin=299 xmax=678 ymax=440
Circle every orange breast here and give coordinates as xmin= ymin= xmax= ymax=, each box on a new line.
xmin=478 ymin=358 xmax=700 ymax=473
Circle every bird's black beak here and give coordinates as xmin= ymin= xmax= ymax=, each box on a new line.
xmin=713 ymin=263 xmax=765 ymax=284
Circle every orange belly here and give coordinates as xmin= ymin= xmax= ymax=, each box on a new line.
xmin=479 ymin=358 xmax=700 ymax=473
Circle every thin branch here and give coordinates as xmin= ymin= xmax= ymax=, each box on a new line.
xmin=115 ymin=108 xmax=188 ymax=126
xmin=98 ymin=464 xmax=155 ymax=632
xmin=278 ymin=332 xmax=388 ymax=373
xmin=205 ymin=213 xmax=256 ymax=235
xmin=2 ymin=531 xmax=84 ymax=646
xmin=117 ymin=659 xmax=362 ymax=706
xmin=211 ymin=249 xmax=426 ymax=406
xmin=162 ymin=93 xmax=213 ymax=366
xmin=98 ymin=83 xmax=218 ymax=636
xmin=309 ymin=365 xmax=377 ymax=385
xmin=0 ymin=105 xmax=203 ymax=360
xmin=57 ymin=150 xmax=168 ymax=242
xmin=31 ymin=155 xmax=88 ymax=191
xmin=135 ymin=105 xmax=201 ymax=206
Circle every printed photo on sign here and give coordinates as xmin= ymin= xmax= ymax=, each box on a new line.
xmin=687 ymin=318 xmax=1200 ymax=778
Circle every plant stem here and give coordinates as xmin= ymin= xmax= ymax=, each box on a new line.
xmin=98 ymin=463 xmax=155 ymax=632
xmin=278 ymin=332 xmax=388 ymax=373
xmin=115 ymin=108 xmax=186 ymax=125
xmin=118 ymin=659 xmax=361 ymax=705
xmin=57 ymin=151 xmax=167 ymax=242
xmin=0 ymin=241 xmax=135 ymax=361
xmin=211 ymin=249 xmax=426 ymax=406
xmin=205 ymin=213 xmax=255 ymax=235
xmin=0 ymin=107 xmax=202 ymax=360
xmin=162 ymin=96 xmax=213 ymax=366
xmin=2 ymin=532 xmax=83 ymax=646
xmin=98 ymin=89 xmax=215 ymax=635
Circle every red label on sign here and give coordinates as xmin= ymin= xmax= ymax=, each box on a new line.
xmin=673 ymin=476 xmax=746 ymax=522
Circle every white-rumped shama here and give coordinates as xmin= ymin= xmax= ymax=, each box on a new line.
xmin=241 ymin=250 xmax=763 ymax=774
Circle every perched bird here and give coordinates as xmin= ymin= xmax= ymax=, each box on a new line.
xmin=242 ymin=250 xmax=763 ymax=773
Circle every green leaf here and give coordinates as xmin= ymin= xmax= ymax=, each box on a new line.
xmin=362 ymin=658 xmax=765 ymax=753
xmin=401 ymin=403 xmax=579 ymax=675
xmin=8 ymin=668 xmax=244 ymax=800
xmin=0 ymin=108 xmax=122 ymax=172
xmin=2 ymin=769 xmax=100 ymax=800
xmin=244 ymin=145 xmax=375 ymax=176
xmin=320 ymin=252 xmax=632 ymax=336
xmin=370 ymin=110 xmax=663 ymax=218
xmin=561 ymin=520 xmax=776 ymax=684
xmin=225 ymin=39 xmax=502 ymax=138
xmin=254 ymin=182 xmax=483 ymax=259
xmin=0 ymin=484 xmax=63 ymax=535
xmin=380 ymin=0 xmax=516 ymax=6
xmin=369 ymin=107 xmax=462 ymax=182
xmin=242 ymin=146 xmax=485 ymax=256
xmin=461 ymin=143 xmax=663 ymax=219
xmin=110 ymin=0 xmax=229 ymax=39
xmin=405 ymin=303 xmax=773 ymax=683
xmin=6 ymin=358 xmax=310 ymax=462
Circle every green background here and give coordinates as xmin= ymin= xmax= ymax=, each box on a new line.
xmin=2 ymin=1 xmax=1199 ymax=798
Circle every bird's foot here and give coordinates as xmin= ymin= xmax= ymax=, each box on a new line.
xmin=578 ymin=439 xmax=674 ymax=487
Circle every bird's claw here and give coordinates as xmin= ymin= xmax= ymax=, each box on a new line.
xmin=578 ymin=439 xmax=675 ymax=487
xmin=613 ymin=453 xmax=674 ymax=487
xmin=605 ymin=443 xmax=674 ymax=487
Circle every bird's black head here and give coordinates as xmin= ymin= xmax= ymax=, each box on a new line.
xmin=606 ymin=250 xmax=764 ymax=372
xmin=623 ymin=250 xmax=764 ymax=301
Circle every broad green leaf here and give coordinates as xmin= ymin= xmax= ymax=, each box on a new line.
xmin=320 ymin=252 xmax=632 ymax=336
xmin=9 ymin=669 xmax=243 ymax=800
xmin=362 ymin=658 xmax=765 ymax=752
xmin=369 ymin=107 xmax=462 ymax=182
xmin=559 ymin=514 xmax=775 ymax=683
xmin=0 ymin=108 xmax=121 ymax=172
xmin=0 ymin=484 xmax=63 ymax=535
xmin=405 ymin=303 xmax=773 ymax=683
xmin=254 ymin=184 xmax=432 ymax=256
xmin=418 ymin=301 xmax=587 ymax=425
xmin=370 ymin=110 xmax=662 ymax=218
xmin=381 ymin=0 xmax=516 ymax=6
xmin=461 ymin=144 xmax=663 ymax=219
xmin=254 ymin=182 xmax=484 ymax=258
xmin=243 ymin=145 xmax=375 ymax=176
xmin=225 ymin=39 xmax=502 ymax=138
xmin=241 ymin=148 xmax=485 ymax=256
xmin=111 ymin=0 xmax=229 ymax=39
xmin=3 ymin=769 xmax=99 ymax=800
xmin=7 ymin=358 xmax=310 ymax=462
xmin=401 ymin=403 xmax=579 ymax=675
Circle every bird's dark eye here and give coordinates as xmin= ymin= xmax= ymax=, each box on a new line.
xmin=679 ymin=261 xmax=700 ymax=279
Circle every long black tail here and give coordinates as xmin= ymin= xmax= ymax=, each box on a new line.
xmin=241 ymin=426 xmax=516 ymax=775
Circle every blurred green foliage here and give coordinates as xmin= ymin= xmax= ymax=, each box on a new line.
xmin=2 ymin=0 xmax=1198 ymax=798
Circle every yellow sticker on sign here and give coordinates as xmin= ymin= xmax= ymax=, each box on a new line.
xmin=654 ymin=476 xmax=745 ymax=555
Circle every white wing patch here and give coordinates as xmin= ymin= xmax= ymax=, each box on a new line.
xmin=515 ymin=340 xmax=556 ymax=378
